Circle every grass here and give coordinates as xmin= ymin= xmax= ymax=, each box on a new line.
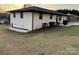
xmin=0 ymin=25 xmax=79 ymax=54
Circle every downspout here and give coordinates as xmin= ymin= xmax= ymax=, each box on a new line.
xmin=32 ymin=12 xmax=34 ymax=31
xmin=56 ymin=15 xmax=58 ymax=25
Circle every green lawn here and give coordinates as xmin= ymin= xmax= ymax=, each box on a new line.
xmin=0 ymin=25 xmax=79 ymax=55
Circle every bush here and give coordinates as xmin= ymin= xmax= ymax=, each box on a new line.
xmin=56 ymin=22 xmax=60 ymax=26
xmin=42 ymin=23 xmax=48 ymax=28
xmin=63 ymin=20 xmax=68 ymax=25
xmin=49 ymin=22 xmax=55 ymax=27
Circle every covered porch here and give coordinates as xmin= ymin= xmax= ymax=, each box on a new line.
xmin=61 ymin=22 xmax=79 ymax=26
xmin=61 ymin=15 xmax=79 ymax=26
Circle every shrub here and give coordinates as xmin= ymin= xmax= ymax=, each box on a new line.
xmin=56 ymin=22 xmax=60 ymax=26
xmin=49 ymin=22 xmax=55 ymax=27
xmin=63 ymin=20 xmax=68 ymax=25
xmin=42 ymin=23 xmax=48 ymax=28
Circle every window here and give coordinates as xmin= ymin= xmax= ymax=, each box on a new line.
xmin=50 ymin=14 xmax=52 ymax=19
xmin=13 ymin=13 xmax=15 ymax=18
xmin=20 ymin=12 xmax=23 ymax=18
xmin=39 ymin=13 xmax=43 ymax=19
xmin=59 ymin=16 xmax=62 ymax=21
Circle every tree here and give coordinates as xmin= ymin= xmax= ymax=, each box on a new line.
xmin=57 ymin=9 xmax=79 ymax=16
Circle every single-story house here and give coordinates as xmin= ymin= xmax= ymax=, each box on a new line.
xmin=9 ymin=6 xmax=68 ymax=33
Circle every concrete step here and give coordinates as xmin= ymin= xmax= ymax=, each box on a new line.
xmin=9 ymin=27 xmax=30 ymax=33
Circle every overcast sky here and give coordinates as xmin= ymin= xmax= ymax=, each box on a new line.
xmin=0 ymin=4 xmax=79 ymax=12
xmin=32 ymin=4 xmax=79 ymax=10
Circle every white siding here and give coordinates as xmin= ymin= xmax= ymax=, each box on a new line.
xmin=10 ymin=12 xmax=32 ymax=31
xmin=33 ymin=13 xmax=56 ymax=30
xmin=10 ymin=12 xmax=68 ymax=32
xmin=58 ymin=16 xmax=67 ymax=24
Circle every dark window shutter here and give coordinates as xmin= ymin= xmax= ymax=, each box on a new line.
xmin=20 ymin=12 xmax=23 ymax=18
xmin=13 ymin=13 xmax=15 ymax=18
xmin=50 ymin=14 xmax=52 ymax=19
xmin=39 ymin=13 xmax=43 ymax=19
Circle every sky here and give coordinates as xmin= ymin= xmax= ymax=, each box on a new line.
xmin=32 ymin=4 xmax=79 ymax=10
xmin=0 ymin=4 xmax=79 ymax=12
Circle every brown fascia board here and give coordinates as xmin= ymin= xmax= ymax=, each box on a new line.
xmin=8 ymin=6 xmax=67 ymax=16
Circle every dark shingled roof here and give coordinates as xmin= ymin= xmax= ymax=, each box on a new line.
xmin=9 ymin=6 xmax=66 ymax=16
